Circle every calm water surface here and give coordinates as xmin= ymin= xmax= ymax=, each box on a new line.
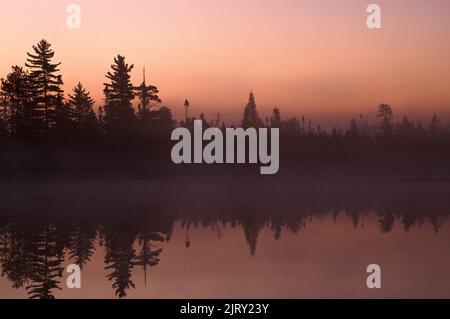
xmin=0 ymin=180 xmax=449 ymax=298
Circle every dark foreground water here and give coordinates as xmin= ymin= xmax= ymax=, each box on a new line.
xmin=0 ymin=180 xmax=449 ymax=299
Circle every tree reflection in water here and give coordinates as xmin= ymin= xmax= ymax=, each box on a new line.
xmin=0 ymin=181 xmax=449 ymax=298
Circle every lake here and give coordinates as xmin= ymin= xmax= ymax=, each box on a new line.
xmin=1 ymin=180 xmax=449 ymax=298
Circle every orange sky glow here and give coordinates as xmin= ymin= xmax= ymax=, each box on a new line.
xmin=0 ymin=0 xmax=449 ymax=125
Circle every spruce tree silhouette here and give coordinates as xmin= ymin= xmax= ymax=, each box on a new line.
xmin=103 ymin=55 xmax=136 ymax=137
xmin=25 ymin=39 xmax=63 ymax=135
xmin=0 ymin=66 xmax=33 ymax=137
xmin=67 ymin=82 xmax=98 ymax=135
xmin=242 ymin=92 xmax=263 ymax=129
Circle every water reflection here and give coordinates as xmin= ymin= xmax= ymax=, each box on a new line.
xmin=0 ymin=181 xmax=449 ymax=298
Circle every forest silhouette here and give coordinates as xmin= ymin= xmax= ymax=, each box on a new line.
xmin=0 ymin=180 xmax=449 ymax=299
xmin=1 ymin=39 xmax=450 ymax=179
xmin=1 ymin=40 xmax=449 ymax=300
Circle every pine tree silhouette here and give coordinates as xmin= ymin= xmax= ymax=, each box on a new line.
xmin=135 ymin=67 xmax=161 ymax=122
xmin=103 ymin=55 xmax=136 ymax=135
xmin=25 ymin=39 xmax=63 ymax=134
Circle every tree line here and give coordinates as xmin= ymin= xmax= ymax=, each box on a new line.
xmin=2 ymin=39 xmax=450 ymax=143
xmin=0 ymin=39 xmax=173 ymax=143
xmin=1 ymin=39 xmax=450 ymax=177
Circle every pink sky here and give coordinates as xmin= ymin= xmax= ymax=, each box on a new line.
xmin=0 ymin=0 xmax=449 ymax=124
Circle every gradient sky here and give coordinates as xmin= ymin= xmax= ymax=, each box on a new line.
xmin=0 ymin=0 xmax=449 ymax=125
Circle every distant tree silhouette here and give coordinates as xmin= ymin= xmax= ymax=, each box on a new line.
xmin=152 ymin=106 xmax=175 ymax=137
xmin=307 ymin=119 xmax=313 ymax=135
xmin=347 ymin=118 xmax=359 ymax=141
xmin=199 ymin=112 xmax=210 ymax=129
xmin=397 ymin=116 xmax=432 ymax=149
xmin=397 ymin=116 xmax=415 ymax=140
xmin=98 ymin=106 xmax=105 ymax=130
xmin=54 ymin=94 xmax=72 ymax=137
xmin=0 ymin=37 xmax=450 ymax=180
xmin=284 ymin=117 xmax=300 ymax=136
xmin=242 ymin=92 xmax=263 ymax=129
xmin=0 ymin=116 xmax=5 ymax=138
xmin=184 ymin=99 xmax=190 ymax=123
xmin=67 ymin=82 xmax=98 ymax=135
xmin=429 ymin=114 xmax=442 ymax=138
xmin=211 ymin=112 xmax=222 ymax=128
xmin=377 ymin=103 xmax=394 ymax=139
xmin=359 ymin=114 xmax=371 ymax=138
xmin=270 ymin=108 xmax=282 ymax=128
xmin=25 ymin=39 xmax=63 ymax=134
xmin=135 ymin=68 xmax=161 ymax=122
xmin=103 ymin=55 xmax=136 ymax=136
xmin=0 ymin=66 xmax=33 ymax=136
